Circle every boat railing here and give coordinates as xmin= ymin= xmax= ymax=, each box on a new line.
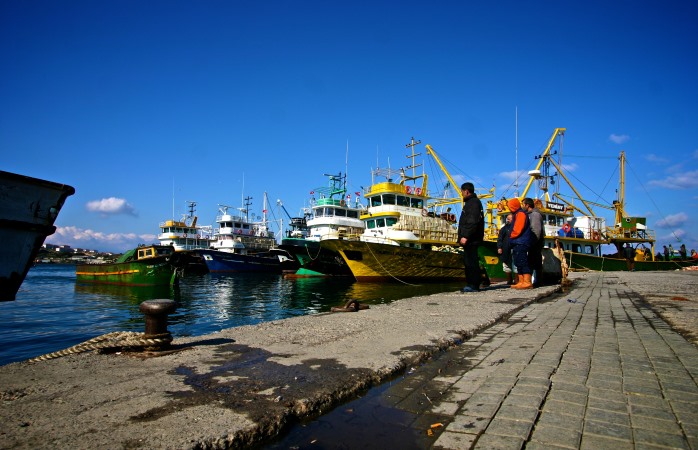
xmin=391 ymin=215 xmax=458 ymax=244
xmin=604 ymin=226 xmax=656 ymax=241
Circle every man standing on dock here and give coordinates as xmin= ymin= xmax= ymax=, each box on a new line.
xmin=624 ymin=243 xmax=637 ymax=271
xmin=523 ymin=198 xmax=544 ymax=287
xmin=458 ymin=182 xmax=485 ymax=293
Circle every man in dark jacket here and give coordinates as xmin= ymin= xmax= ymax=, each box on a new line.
xmin=458 ymin=182 xmax=485 ymax=292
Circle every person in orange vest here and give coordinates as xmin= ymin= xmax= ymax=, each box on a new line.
xmin=508 ymin=198 xmax=535 ymax=289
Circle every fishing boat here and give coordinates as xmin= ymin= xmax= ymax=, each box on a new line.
xmin=192 ymin=195 xmax=298 ymax=274
xmin=194 ymin=247 xmax=295 ymax=274
xmin=488 ymin=128 xmax=697 ymax=273
xmin=75 ymin=244 xmax=182 ymax=286
xmin=157 ymin=201 xmax=211 ymax=274
xmin=0 ymin=170 xmax=75 ymax=300
xmin=208 ymin=197 xmax=278 ymax=253
xmin=158 ymin=201 xmax=213 ymax=251
xmin=320 ymin=138 xmax=503 ymax=283
xmin=280 ymin=172 xmax=365 ymax=277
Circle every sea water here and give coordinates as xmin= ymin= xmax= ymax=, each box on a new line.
xmin=0 ymin=264 xmax=465 ymax=365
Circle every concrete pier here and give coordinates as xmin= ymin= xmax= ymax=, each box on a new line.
xmin=1 ymin=271 xmax=696 ymax=449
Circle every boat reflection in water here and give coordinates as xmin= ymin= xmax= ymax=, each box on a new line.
xmin=4 ymin=264 xmax=467 ymax=365
xmin=170 ymin=273 xmax=465 ymax=335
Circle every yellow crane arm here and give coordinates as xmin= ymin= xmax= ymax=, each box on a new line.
xmin=520 ymin=128 xmax=566 ymax=199
xmin=425 ymin=144 xmax=494 ymax=200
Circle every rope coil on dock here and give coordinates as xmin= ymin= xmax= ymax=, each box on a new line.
xmin=28 ymin=331 xmax=173 ymax=362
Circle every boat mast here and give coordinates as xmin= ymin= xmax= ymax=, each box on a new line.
xmin=404 ymin=137 xmax=423 ymax=189
xmin=243 ymin=196 xmax=252 ymax=222
xmin=515 ymin=107 xmax=519 ymax=197
xmin=614 ymin=151 xmax=627 ymax=225
xmin=186 ymin=201 xmax=197 ymax=227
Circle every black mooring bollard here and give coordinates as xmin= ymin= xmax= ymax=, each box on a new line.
xmin=139 ymin=299 xmax=177 ymax=338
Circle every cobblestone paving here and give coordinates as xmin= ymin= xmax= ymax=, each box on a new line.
xmin=383 ymin=273 xmax=698 ymax=449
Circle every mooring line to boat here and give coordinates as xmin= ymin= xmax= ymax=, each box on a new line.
xmin=27 ymin=331 xmax=173 ymax=362
xmin=362 ymin=241 xmax=420 ymax=286
xmin=304 ymin=243 xmax=323 ymax=261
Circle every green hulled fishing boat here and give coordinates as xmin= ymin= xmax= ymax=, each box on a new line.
xmin=75 ymin=245 xmax=181 ymax=286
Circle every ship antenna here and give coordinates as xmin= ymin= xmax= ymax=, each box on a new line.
xmin=515 ymin=107 xmax=519 ymax=197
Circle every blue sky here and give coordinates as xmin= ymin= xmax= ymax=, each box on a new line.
xmin=2 ymin=1 xmax=697 ymax=254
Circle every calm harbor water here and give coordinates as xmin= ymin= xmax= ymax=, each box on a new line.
xmin=0 ymin=264 xmax=465 ymax=366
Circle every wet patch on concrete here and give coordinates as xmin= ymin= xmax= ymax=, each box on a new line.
xmin=128 ymin=343 xmax=379 ymax=448
xmin=264 ymin=327 xmax=487 ymax=449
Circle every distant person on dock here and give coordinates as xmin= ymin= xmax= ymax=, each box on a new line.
xmin=623 ymin=243 xmax=636 ymax=271
xmin=664 ymin=245 xmax=670 ymax=261
xmin=523 ymin=198 xmax=544 ymax=287
xmin=497 ymin=213 xmax=514 ymax=284
xmin=692 ymin=249 xmax=698 ymax=260
xmin=669 ymin=244 xmax=674 ymax=259
xmin=508 ymin=198 xmax=535 ymax=289
xmin=679 ymin=244 xmax=687 ymax=260
xmin=458 ymin=182 xmax=485 ymax=293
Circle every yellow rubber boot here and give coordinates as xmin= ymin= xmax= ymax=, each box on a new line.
xmin=514 ymin=273 xmax=533 ymax=289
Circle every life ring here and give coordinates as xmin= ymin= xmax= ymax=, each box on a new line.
xmin=422 ymin=208 xmax=428 ymax=217
xmin=562 ymin=223 xmax=571 ymax=234
xmin=405 ymin=186 xmax=412 ymax=194
xmin=340 ymin=200 xmax=345 ymax=206
xmin=415 ymin=187 xmax=422 ymax=195
xmin=591 ymin=231 xmax=600 ymax=240
xmin=183 ymin=233 xmax=187 ymax=238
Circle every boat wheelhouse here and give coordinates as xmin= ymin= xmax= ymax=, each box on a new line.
xmin=158 ymin=201 xmax=213 ymax=251
xmin=209 ymin=195 xmax=277 ymax=254
xmin=280 ymin=172 xmax=364 ymax=277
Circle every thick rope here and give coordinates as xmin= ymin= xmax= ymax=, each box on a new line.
xmin=28 ymin=332 xmax=173 ymax=362
xmin=362 ymin=240 xmax=421 ymax=286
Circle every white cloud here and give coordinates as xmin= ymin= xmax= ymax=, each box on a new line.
xmin=609 ymin=134 xmax=630 ymax=144
xmin=644 ymin=153 xmax=669 ymax=164
xmin=655 ymin=212 xmax=688 ymax=228
xmin=560 ymin=163 xmax=578 ymax=172
xmin=46 ymin=226 xmax=157 ymax=252
xmin=648 ymin=170 xmax=698 ymax=189
xmin=86 ymin=197 xmax=137 ymax=216
xmin=498 ymin=170 xmax=521 ymax=182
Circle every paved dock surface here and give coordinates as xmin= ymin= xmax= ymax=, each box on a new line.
xmin=1 ymin=271 xmax=696 ymax=449
xmin=367 ymin=271 xmax=698 ymax=450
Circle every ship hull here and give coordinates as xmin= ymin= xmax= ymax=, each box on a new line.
xmin=280 ymin=238 xmax=353 ymax=277
xmin=0 ymin=171 xmax=75 ymax=300
xmin=320 ymin=239 xmax=506 ymax=283
xmin=194 ymin=249 xmax=282 ymax=274
xmin=75 ymin=261 xmax=177 ymax=286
